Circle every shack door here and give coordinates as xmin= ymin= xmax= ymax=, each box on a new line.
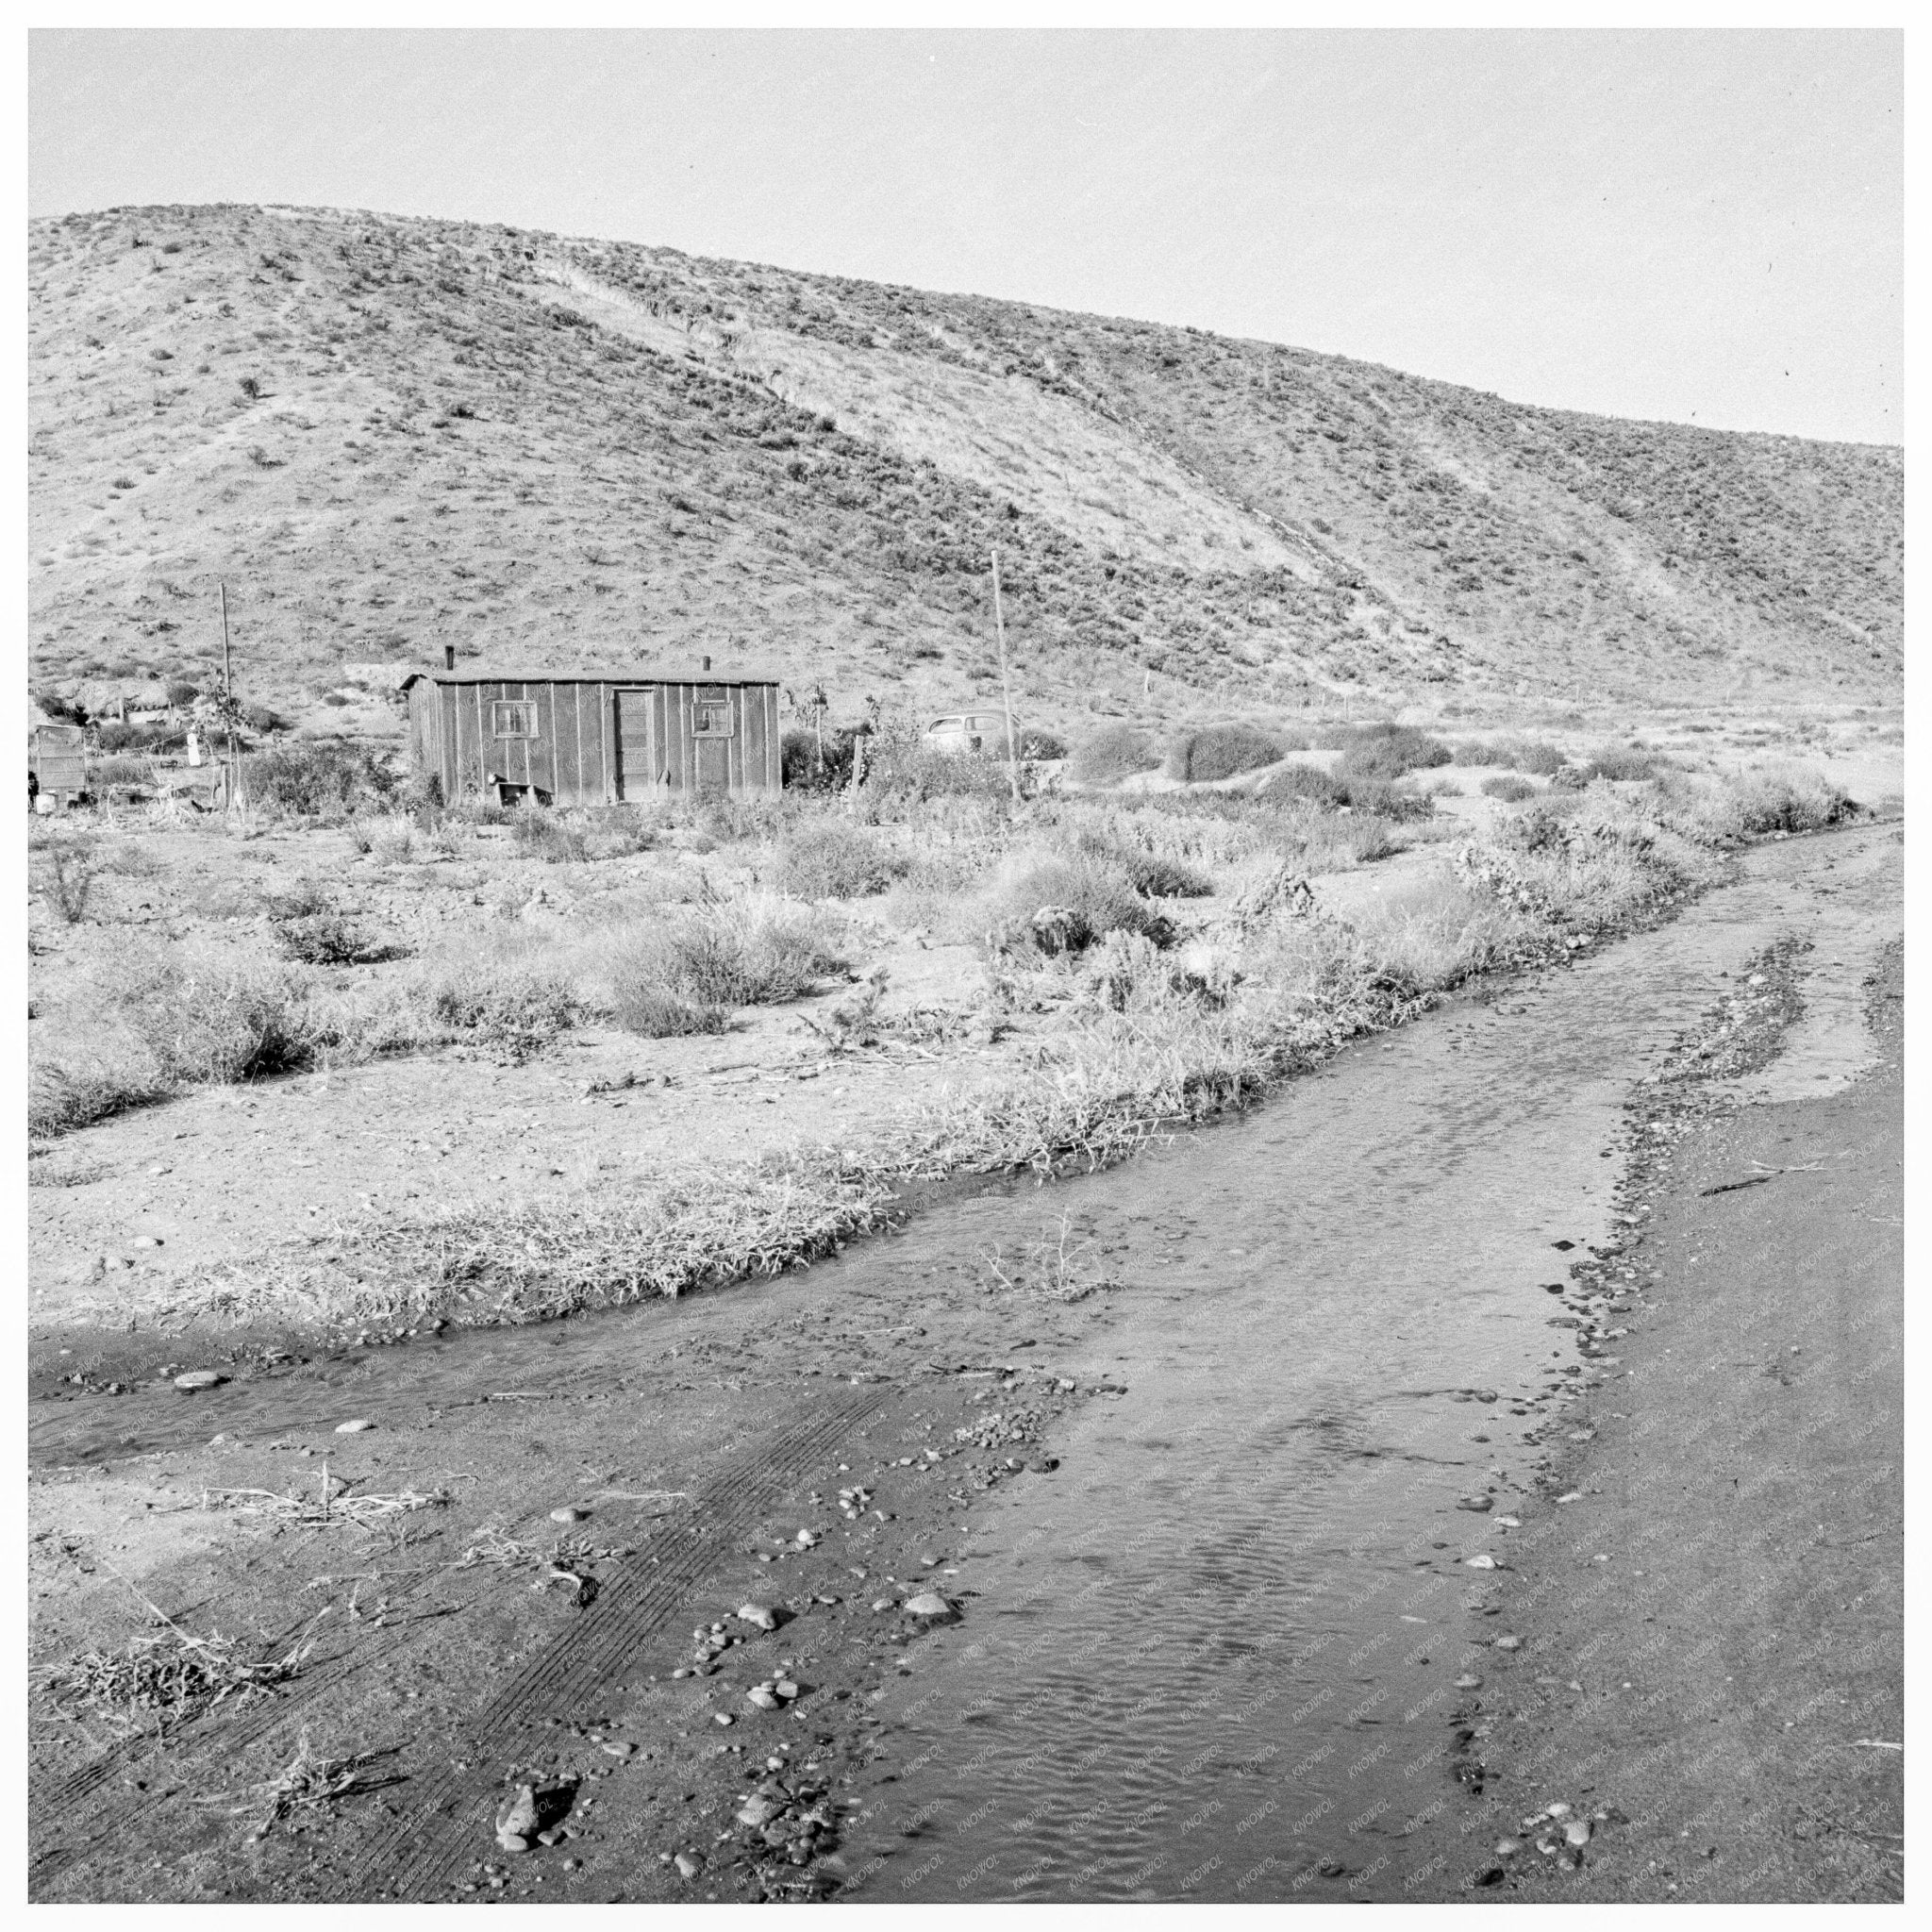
xmin=691 ymin=685 xmax=734 ymax=793
xmin=612 ymin=688 xmax=663 ymax=799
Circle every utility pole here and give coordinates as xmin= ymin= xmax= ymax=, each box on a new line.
xmin=990 ymin=547 xmax=1021 ymax=805
xmin=220 ymin=580 xmax=239 ymax=814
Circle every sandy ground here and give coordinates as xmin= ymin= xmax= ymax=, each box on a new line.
xmin=1446 ymin=941 xmax=1904 ymax=1901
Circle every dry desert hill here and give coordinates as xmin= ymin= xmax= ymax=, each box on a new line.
xmin=27 ymin=203 xmax=1903 ymax=736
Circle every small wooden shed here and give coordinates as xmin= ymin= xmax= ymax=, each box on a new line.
xmin=30 ymin=724 xmax=89 ymax=808
xmin=401 ymin=659 xmax=783 ymax=805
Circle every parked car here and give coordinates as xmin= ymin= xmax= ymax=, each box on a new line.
xmin=925 ymin=709 xmax=1019 ymax=758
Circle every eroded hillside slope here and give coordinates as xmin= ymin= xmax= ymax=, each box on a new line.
xmin=27 ymin=204 xmax=1902 ymax=725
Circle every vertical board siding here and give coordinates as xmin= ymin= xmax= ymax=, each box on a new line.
xmin=408 ymin=676 xmax=784 ymax=802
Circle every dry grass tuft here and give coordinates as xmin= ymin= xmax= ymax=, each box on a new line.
xmin=43 ymin=1622 xmax=308 ymax=1740
xmin=248 ymin=1728 xmax=400 ymax=1839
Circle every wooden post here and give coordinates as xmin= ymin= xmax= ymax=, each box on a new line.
xmin=990 ymin=548 xmax=1021 ymax=805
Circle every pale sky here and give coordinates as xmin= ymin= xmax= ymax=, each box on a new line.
xmin=28 ymin=28 xmax=1903 ymax=445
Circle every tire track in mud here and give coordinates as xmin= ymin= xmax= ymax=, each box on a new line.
xmin=334 ymin=1384 xmax=888 ymax=1902
xmin=32 ymin=1386 xmax=888 ymax=1903
xmin=30 ymin=1610 xmax=460 ymax=1896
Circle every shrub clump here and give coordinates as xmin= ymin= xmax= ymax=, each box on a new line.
xmin=1584 ymin=745 xmax=1657 ymax=782
xmin=511 ymin=809 xmax=590 ymax=864
xmin=35 ymin=839 xmax=97 ymax=924
xmin=1335 ymin=725 xmax=1452 ymax=781
xmin=422 ymin=960 xmax=580 ymax=1060
xmin=989 ymin=853 xmax=1173 ymax=956
xmin=772 ymin=819 xmax=907 ymax=899
xmin=274 ymin=911 xmax=390 ymax=966
xmin=118 ymin=955 xmax=336 ymax=1085
xmin=1480 ymin=774 xmax=1539 ymax=803
xmin=1257 ymin=762 xmax=1349 ymax=809
xmin=1491 ymin=736 xmax=1569 ymax=776
xmin=1068 ymin=724 xmax=1160 ymax=787
xmin=1074 ymin=833 xmax=1212 ymax=899
xmin=245 ymin=742 xmax=396 ymax=817
xmin=610 ymin=897 xmax=846 ymax=1036
xmin=859 ymin=729 xmax=1018 ymax=810
xmin=1164 ymin=723 xmax=1286 ymax=784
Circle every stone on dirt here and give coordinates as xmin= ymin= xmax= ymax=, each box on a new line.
xmin=495 ymin=1785 xmax=539 ymax=1852
xmin=737 ymin=1603 xmax=782 ymax=1630
xmin=335 ymin=1418 xmax=375 ymax=1433
xmin=173 ymin=1370 xmax=225 ymax=1391
xmin=550 ymin=1507 xmax=588 ymax=1523
xmin=675 ymin=1852 xmax=704 ymax=1879
xmin=903 ymin=1591 xmax=956 ymax=1621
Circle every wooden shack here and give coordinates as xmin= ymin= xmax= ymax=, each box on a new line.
xmin=30 ymin=724 xmax=89 ymax=808
xmin=401 ymin=658 xmax=783 ymax=805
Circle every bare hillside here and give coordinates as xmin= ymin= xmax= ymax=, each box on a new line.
xmin=27 ymin=204 xmax=1902 ymax=730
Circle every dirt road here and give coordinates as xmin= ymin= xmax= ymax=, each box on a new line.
xmin=27 ymin=822 xmax=1902 ymax=1903
xmin=1446 ymin=938 xmax=1904 ymax=1901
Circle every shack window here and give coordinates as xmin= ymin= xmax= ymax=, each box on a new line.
xmin=491 ymin=700 xmax=539 ymax=740
xmin=691 ymin=691 xmax=735 ymax=738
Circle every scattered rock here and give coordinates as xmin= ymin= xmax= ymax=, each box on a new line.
xmin=173 ymin=1370 xmax=225 ymax=1391
xmin=1494 ymin=1635 xmax=1524 ymax=1652
xmin=1465 ymin=1554 xmax=1497 ymax=1570
xmin=747 ymin=1686 xmax=779 ymax=1711
xmin=675 ymin=1851 xmax=704 ymax=1880
xmin=737 ymin=1603 xmax=782 ymax=1631
xmin=774 ymin=1679 xmax=800 ymax=1701
xmin=736 ymin=1797 xmax=781 ymax=1828
xmin=335 ymin=1418 xmax=375 ymax=1434
xmin=550 ymin=1507 xmax=588 ymax=1524
xmin=601 ymin=1740 xmax=635 ymax=1759
xmin=1457 ymin=1494 xmax=1493 ymax=1512
xmin=496 ymin=1785 xmax=539 ymax=1852
xmin=1563 ymin=1820 xmax=1591 ymax=1848
xmin=902 ymin=1591 xmax=956 ymax=1622
xmin=1455 ymin=1674 xmax=1483 ymax=1690
xmin=713 ymin=1712 xmax=733 ymax=1727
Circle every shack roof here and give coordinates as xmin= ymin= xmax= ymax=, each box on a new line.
xmin=402 ymin=665 xmax=779 ymax=691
